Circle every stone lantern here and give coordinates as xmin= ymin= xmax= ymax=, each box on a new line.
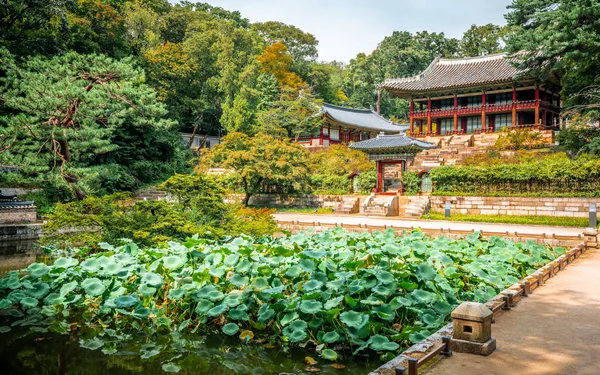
xmin=449 ymin=302 xmax=496 ymax=356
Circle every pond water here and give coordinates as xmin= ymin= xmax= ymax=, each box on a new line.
xmin=0 ymin=240 xmax=382 ymax=375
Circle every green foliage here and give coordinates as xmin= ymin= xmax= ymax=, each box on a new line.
xmin=459 ymin=24 xmax=507 ymax=56
xmin=423 ymin=211 xmax=589 ymax=227
xmin=41 ymin=185 xmax=277 ymax=248
xmin=0 ymin=48 xmax=184 ymax=199
xmin=200 ymin=133 xmax=310 ymax=205
xmin=556 ymin=126 xmax=600 ymax=156
xmin=0 ymin=229 xmax=564 ymax=361
xmin=494 ymin=128 xmax=544 ymax=150
xmin=505 ymin=0 xmax=600 ymax=117
xmin=401 ymin=172 xmax=421 ymax=195
xmin=359 ymin=170 xmax=378 ymax=195
xmin=430 ymin=153 xmax=600 ymax=196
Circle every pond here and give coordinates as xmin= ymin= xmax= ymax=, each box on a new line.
xmin=0 ymin=239 xmax=380 ymax=375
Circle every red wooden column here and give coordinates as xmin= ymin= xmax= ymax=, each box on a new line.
xmin=453 ymin=94 xmax=458 ymax=132
xmin=535 ymin=86 xmax=540 ymax=125
xmin=409 ymin=100 xmax=415 ymax=134
xmin=376 ymin=161 xmax=383 ymax=193
xmin=427 ymin=98 xmax=432 ymax=134
xmin=481 ymin=91 xmax=487 ymax=130
xmin=512 ymin=87 xmax=517 ymax=128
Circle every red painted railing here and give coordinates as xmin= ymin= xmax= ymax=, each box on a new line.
xmin=410 ymin=100 xmax=559 ymax=118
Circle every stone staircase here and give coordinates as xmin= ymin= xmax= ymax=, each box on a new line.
xmin=135 ymin=187 xmax=167 ymax=201
xmin=335 ymin=197 xmax=360 ymax=214
xmin=363 ymin=195 xmax=398 ymax=216
xmin=403 ymin=196 xmax=431 ymax=218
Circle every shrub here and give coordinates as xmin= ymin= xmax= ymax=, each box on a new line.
xmin=402 ymin=171 xmax=421 ymax=195
xmin=494 ymin=128 xmax=543 ymax=150
xmin=359 ymin=170 xmax=377 ymax=194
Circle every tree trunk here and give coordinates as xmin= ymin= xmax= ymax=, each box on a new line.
xmin=242 ymin=192 xmax=252 ymax=207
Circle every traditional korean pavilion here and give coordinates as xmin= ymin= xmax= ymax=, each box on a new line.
xmin=380 ymin=53 xmax=562 ymax=137
xmin=349 ymin=133 xmax=436 ymax=194
xmin=298 ymin=103 xmax=408 ymax=147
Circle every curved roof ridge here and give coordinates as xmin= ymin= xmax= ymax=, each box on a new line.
xmin=323 ymin=102 xmax=374 ymax=114
xmin=437 ymin=53 xmax=508 ymax=65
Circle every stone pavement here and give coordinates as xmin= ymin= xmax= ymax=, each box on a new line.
xmin=423 ymin=247 xmax=600 ymax=375
xmin=272 ymin=213 xmax=584 ymax=237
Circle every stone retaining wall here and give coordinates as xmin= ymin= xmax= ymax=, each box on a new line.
xmin=0 ymin=207 xmax=37 ymax=224
xmin=430 ymin=196 xmax=599 ymax=218
xmin=0 ymin=223 xmax=42 ymax=241
xmin=226 ymin=194 xmax=367 ymax=208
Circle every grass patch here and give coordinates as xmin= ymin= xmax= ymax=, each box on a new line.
xmin=422 ymin=211 xmax=590 ymax=227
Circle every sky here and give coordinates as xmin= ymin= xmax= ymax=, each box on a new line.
xmin=200 ymin=0 xmax=514 ymax=63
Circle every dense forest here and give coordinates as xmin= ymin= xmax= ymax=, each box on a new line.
xmin=1 ymin=0 xmax=598 ymax=199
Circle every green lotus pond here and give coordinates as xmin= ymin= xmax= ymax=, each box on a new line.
xmin=0 ymin=229 xmax=564 ymax=373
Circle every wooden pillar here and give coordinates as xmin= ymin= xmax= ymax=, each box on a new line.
xmin=535 ymin=86 xmax=540 ymax=126
xmin=481 ymin=91 xmax=487 ymax=130
xmin=512 ymin=87 xmax=517 ymax=128
xmin=427 ymin=98 xmax=432 ymax=134
xmin=376 ymin=161 xmax=383 ymax=193
xmin=453 ymin=94 xmax=458 ymax=132
xmin=409 ymin=100 xmax=415 ymax=134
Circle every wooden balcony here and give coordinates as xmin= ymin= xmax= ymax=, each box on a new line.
xmin=410 ymin=100 xmax=560 ymax=119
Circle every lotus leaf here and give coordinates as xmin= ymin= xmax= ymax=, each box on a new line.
xmin=224 ymin=254 xmax=240 ymax=267
xmin=251 ymin=278 xmax=269 ymax=292
xmin=298 ymin=259 xmax=316 ymax=272
xmin=53 ymin=257 xmax=79 ymax=269
xmin=195 ymin=299 xmax=214 ymax=315
xmin=132 ymin=308 xmax=151 ymax=319
xmin=410 ymin=289 xmax=437 ymax=305
xmin=324 ymin=296 xmax=343 ymax=310
xmin=81 ymin=278 xmax=105 ymax=297
xmin=369 ymin=335 xmax=399 ymax=351
xmin=299 ymin=300 xmax=322 ymax=314
xmin=302 ymin=280 xmax=323 ymax=291
xmin=58 ymin=281 xmax=78 ymax=298
xmin=167 ymin=288 xmax=186 ymax=300
xmin=27 ymin=263 xmax=49 ymax=278
xmin=228 ymin=308 xmax=249 ymax=321
xmin=141 ymin=272 xmax=163 ymax=287
xmin=361 ymin=296 xmax=383 ymax=306
xmin=138 ymin=284 xmax=157 ymax=296
xmin=340 ymin=311 xmax=368 ymax=329
xmin=375 ymin=271 xmax=395 ymax=284
xmin=229 ymin=274 xmax=249 ymax=287
xmin=163 ymin=256 xmax=185 ymax=270
xmin=222 ymin=323 xmax=239 ymax=336
xmin=321 ymin=349 xmax=338 ymax=361
xmin=0 ymin=299 xmax=12 ymax=309
xmin=43 ymin=293 xmax=63 ymax=305
xmin=140 ymin=348 xmax=160 ymax=359
xmin=162 ymin=363 xmax=180 ymax=373
xmin=206 ymin=304 xmax=227 ymax=317
xmin=326 ymin=279 xmax=345 ymax=290
xmin=6 ymin=277 xmax=21 ymax=290
xmin=222 ymin=294 xmax=242 ymax=308
xmin=27 ymin=282 xmax=50 ymax=299
xmin=114 ymin=295 xmax=138 ymax=308
xmin=348 ymin=280 xmax=364 ymax=294
xmin=284 ymin=265 xmax=302 ymax=278
xmin=21 ymin=297 xmax=38 ymax=308
xmin=280 ymin=311 xmax=299 ymax=326
xmin=287 ymin=319 xmax=308 ymax=332
xmin=287 ymin=329 xmax=307 ymax=342
xmin=0 ymin=326 xmax=10 ymax=333
xmin=322 ymin=331 xmax=340 ymax=343
xmin=236 ymin=259 xmax=251 ymax=273
xmin=239 ymin=330 xmax=254 ymax=342
xmin=80 ymin=259 xmax=100 ymax=273
xmin=257 ymin=305 xmax=275 ymax=322
xmin=207 ymin=291 xmax=224 ymax=301
xmin=80 ymin=338 xmax=104 ymax=350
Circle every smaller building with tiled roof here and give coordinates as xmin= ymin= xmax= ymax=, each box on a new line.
xmin=349 ymin=133 xmax=436 ymax=194
xmin=298 ymin=103 xmax=409 ymax=148
xmin=379 ymin=53 xmax=561 ymax=138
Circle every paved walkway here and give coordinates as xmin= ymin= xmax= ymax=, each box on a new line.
xmin=423 ymin=248 xmax=600 ymax=375
xmin=273 ymin=213 xmax=584 ymax=237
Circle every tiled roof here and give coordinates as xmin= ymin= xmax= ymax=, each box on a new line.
xmin=323 ymin=103 xmax=409 ymax=133
xmin=380 ymin=53 xmax=524 ymax=96
xmin=349 ymin=134 xmax=437 ymax=151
